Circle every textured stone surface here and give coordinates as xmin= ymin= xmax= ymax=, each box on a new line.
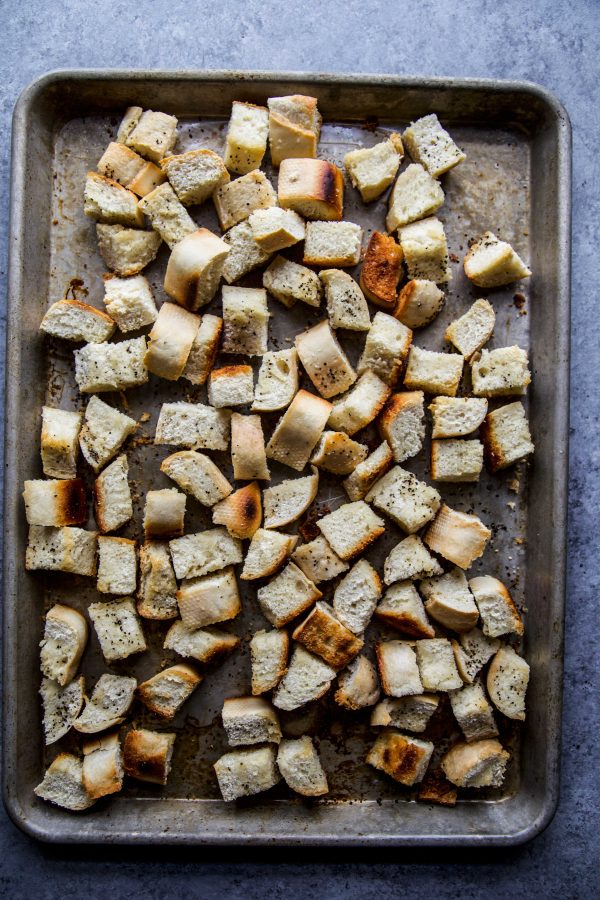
xmin=0 ymin=0 xmax=598 ymax=896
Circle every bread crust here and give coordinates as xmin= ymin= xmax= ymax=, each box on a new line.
xmin=123 ymin=729 xmax=176 ymax=784
xmin=145 ymin=302 xmax=200 ymax=380
xmin=212 ymin=482 xmax=262 ymax=539
xmin=424 ymin=504 xmax=491 ymax=570
xmin=278 ymin=158 xmax=343 ymax=220
xmin=137 ymin=664 xmax=202 ymax=719
xmin=23 ymin=478 xmax=87 ymax=527
xmin=292 ymin=602 xmax=364 ymax=669
xmin=366 ymin=732 xmax=433 ymax=786
xmin=266 ymin=389 xmax=332 ymax=472
xmin=360 ymin=232 xmax=403 ymax=308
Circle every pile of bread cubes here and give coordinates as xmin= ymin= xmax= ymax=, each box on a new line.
xmin=27 ymin=95 xmax=534 ymax=812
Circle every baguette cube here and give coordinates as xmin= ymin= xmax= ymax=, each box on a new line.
xmin=469 ymin=574 xmax=524 ymax=638
xmin=386 ymin=163 xmax=444 ymax=232
xmin=399 ymin=217 xmax=451 ymax=283
xmin=480 ymin=401 xmax=534 ymax=471
xmin=441 ymin=739 xmax=509 ymax=789
xmin=343 ymin=441 xmax=394 ymax=501
xmin=327 ymin=370 xmax=391 ymax=436
xmin=138 ymin=541 xmax=179 ymax=620
xmin=83 ymin=172 xmax=143 ymax=227
xmin=164 ymin=622 xmax=240 ymax=664
xmin=98 ymin=141 xmax=165 ymax=194
xmin=263 ymin=255 xmax=322 ymax=308
xmin=23 ymin=478 xmax=86 ymax=527
xmin=344 ymin=134 xmax=404 ymax=202
xmin=164 ymin=228 xmax=230 ymax=311
xmin=212 ymin=482 xmax=262 ymax=539
xmin=124 ymin=109 xmax=178 ymax=162
xmin=155 ymin=402 xmax=230 ymax=450
xmin=383 ymin=535 xmax=443 ymax=585
xmin=419 ymin=567 xmax=479 ymax=632
xmin=357 ymin=312 xmax=412 ymax=386
xmin=395 ymin=278 xmax=445 ymax=329
xmin=370 ymin=694 xmax=439 ymax=733
xmin=429 ymin=396 xmax=488 ymax=439
xmin=138 ymin=183 xmax=196 ymax=249
xmin=366 ymin=732 xmax=433 ymax=786
xmin=177 ymin=567 xmax=241 ymax=629
xmin=224 ymin=101 xmax=269 ymax=174
xmin=292 ymin=535 xmax=348 ymax=584
xmin=320 ymin=269 xmax=370 ymax=332
xmin=213 ymin=170 xmax=277 ymax=231
xmin=26 ymin=526 xmax=97 ymax=576
xmin=208 ymin=365 xmax=254 ymax=408
xmin=96 ymin=223 xmax=162 ymax=277
xmin=252 ymin=348 xmax=299 ymax=412
xmin=415 ymin=638 xmax=463 ymax=691
xmin=295 ymin=320 xmax=357 ymax=399
xmin=88 ymin=597 xmax=147 ymax=662
xmin=333 ymin=559 xmax=382 ymax=634
xmin=79 ymin=396 xmax=136 ymax=472
xmin=376 ymin=640 xmax=423 ymax=698
xmin=94 ymin=454 xmax=133 ymax=533
xmin=374 ymin=581 xmax=435 ymax=638
xmin=402 ymin=114 xmax=466 ymax=177
xmin=403 ymin=346 xmax=463 ymax=396
xmin=182 ymin=313 xmax=223 ymax=384
xmin=116 ymin=106 xmax=143 ymax=143
xmin=222 ymin=696 xmax=281 ymax=745
xmin=272 ymin=644 xmax=336 ymax=711
xmin=292 ymin=601 xmax=364 ymax=669
xmin=169 ymin=529 xmax=242 ymax=580
xmin=39 ymin=604 xmax=88 ymax=686
xmin=278 ymin=158 xmax=343 ymax=221
xmin=123 ymin=729 xmax=176 ymax=785
xmin=250 ymin=629 xmax=289 ymax=694
xmin=97 ymin=536 xmax=137 ymax=594
xmin=74 ymin=673 xmax=137 ymax=734
xmin=487 ymin=646 xmax=530 ymax=721
xmin=40 ymin=676 xmax=85 ymax=745
xmin=214 ymin=746 xmax=279 ymax=801
xmin=249 ymin=207 xmax=305 ymax=252
xmin=378 ymin=391 xmax=425 ymax=462
xmin=424 ymin=504 xmax=491 ymax=569
xmin=360 ymin=230 xmax=403 ymax=309
xmin=34 ymin=753 xmax=94 ymax=811
xmin=311 ymin=431 xmax=368 ymax=475
xmin=268 ymin=94 xmax=321 ymax=166
xmin=366 ymin=466 xmax=441 ymax=533
xmin=143 ymin=488 xmax=186 ymax=539
xmin=316 ymin=500 xmax=385 ymax=561
xmin=263 ymin=469 xmax=318 ymax=529
xmin=222 ymin=220 xmax=272 ymax=284
xmin=464 ymin=231 xmax=531 ymax=288
xmin=145 ymin=302 xmax=200 ymax=380
xmin=431 ymin=439 xmax=484 ymax=482
xmin=451 ymin=627 xmax=500 ymax=684
xmin=231 ymin=413 xmax=270 ymax=481
xmin=277 ymin=736 xmax=328 ymax=797
xmin=303 ymin=221 xmax=362 ymax=266
xmin=266 ymin=389 xmax=332 ymax=472
xmin=102 ymin=274 xmax=157 ymax=332
xmin=137 ymin=664 xmax=202 ymax=719
xmin=221 ymin=286 xmax=269 ymax=356
xmin=335 ymin=655 xmax=381 ymax=710
xmin=241 ymin=528 xmax=297 ymax=580
xmin=74 ymin=336 xmax=148 ymax=393
xmin=41 ymin=407 xmax=82 ymax=480
xmin=449 ymin=681 xmax=498 ymax=742
xmin=82 ymin=733 xmax=125 ymax=800
xmin=40 ymin=299 xmax=116 ymax=343
xmin=444 ymin=298 xmax=495 ymax=360
xmin=160 ymin=148 xmax=230 ymax=205
xmin=257 ymin=561 xmax=321 ymax=627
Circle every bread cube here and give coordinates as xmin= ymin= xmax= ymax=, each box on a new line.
xmin=376 ymin=640 xmax=423 ymax=698
xmin=155 ymin=401 xmax=230 ymax=450
xmin=383 ymin=535 xmax=443 ymax=585
xmin=464 ymin=231 xmax=531 ymax=288
xmin=208 ymin=364 xmax=254 ymax=408
xmin=96 ymin=224 xmax=162 ymax=277
xmin=164 ymin=228 xmax=230 ymax=311
xmin=250 ymin=629 xmax=289 ymax=694
xmin=292 ymin=534 xmax=348 ymax=584
xmin=268 ymin=94 xmax=321 ymax=166
xmin=404 ymin=346 xmax=463 ymax=396
xmin=399 ymin=216 xmax=451 ymax=283
xmin=182 ymin=313 xmax=223 ymax=384
xmin=360 ymin=231 xmax=403 ymax=309
xmin=88 ymin=597 xmax=146 ymax=662
xmin=177 ymin=566 xmax=240 ymax=629
xmin=320 ymin=269 xmax=370 ymax=331
xmin=84 ymin=172 xmax=143 ymax=227
xmin=252 ymin=348 xmax=299 ymax=412
xmin=292 ymin=602 xmax=364 ymax=669
xmin=23 ymin=478 xmax=86 ymax=527
xmin=222 ymin=696 xmax=281 ymax=745
xmin=451 ymin=627 xmax=500 ymax=684
xmin=366 ymin=466 xmax=441 ymax=533
xmin=41 ymin=407 xmax=82 ymax=480
xmin=395 ymin=278 xmax=445 ymax=329
xmin=26 ymin=526 xmax=97 ymax=576
xmin=40 ymin=299 xmax=116 ymax=343
xmin=343 ymin=441 xmax=394 ymax=501
xmin=317 ymin=500 xmax=385 ymax=561
xmin=34 ymin=753 xmax=95 ymax=811
xmin=124 ymin=109 xmax=178 ymax=162
xmin=403 ymin=114 xmax=465 ymax=177
xmin=441 ymin=739 xmax=509 ymax=789
xmin=82 ymin=733 xmax=125 ymax=800
xmin=344 ymin=134 xmax=404 ymax=202
xmin=266 ymin=389 xmax=332 ymax=471
xmin=97 ymin=536 xmax=137 ymax=595
xmin=79 ymin=396 xmax=136 ymax=472
xmin=377 ymin=391 xmax=424 ymax=463
xmin=370 ymin=693 xmax=439 ymax=733
xmin=272 ymin=644 xmax=336 ymax=711
xmin=74 ymin=673 xmax=137 ymax=734
xmin=116 ymin=106 xmax=143 ymax=143
xmin=295 ymin=320 xmax=357 ymax=398
xmin=213 ymin=170 xmax=277 ymax=231
xmin=431 ymin=439 xmax=484 ymax=482
xmin=160 ymin=148 xmax=230 ymax=205
xmin=257 ymin=562 xmax=322 ymax=627
xmin=145 ymin=302 xmax=200 ymax=380
xmin=424 ymin=504 xmax=491 ymax=569
xmin=263 ymin=255 xmax=322 ymax=308
xmin=224 ymin=101 xmax=269 ymax=174
xmin=222 ymin=220 xmax=272 ymax=284
xmin=367 ymin=732 xmax=433 ymax=786
xmin=279 ymin=158 xmax=343 ymax=221
xmin=487 ymin=646 xmax=530 ymax=721
xmin=231 ymin=413 xmax=270 ymax=481
xmin=303 ymin=221 xmax=362 ymax=266
xmin=429 ymin=396 xmax=488 ymax=439
xmin=137 ymin=183 xmax=196 ymax=249
xmin=249 ymin=207 xmax=305 ymax=252
xmin=137 ymin=541 xmax=179 ymax=620
xmin=98 ymin=141 xmax=165 ymax=196
xmin=332 ymin=559 xmax=382 ymax=634
xmin=419 ymin=768 xmax=460 ymax=807
xmin=169 ymin=528 xmax=242 ymax=580
xmin=358 ymin=313 xmax=412 ymax=386
xmin=263 ymin=468 xmax=318 ymax=529
xmin=102 ymin=274 xmax=157 ymax=332
xmin=39 ymin=604 xmax=88 ymax=686
xmin=74 ymin=336 xmax=148 ymax=393
xmin=445 ymin=298 xmax=495 ymax=360
xmin=40 ymin=676 xmax=85 ymax=745
xmin=374 ymin=581 xmax=435 ymax=638
xmin=311 ymin=431 xmax=368 ymax=475
xmin=164 ymin=622 xmax=240 ymax=664
xmin=214 ymin=746 xmax=279 ymax=801
xmin=212 ymin=482 xmax=262 ymax=539
xmin=143 ymin=488 xmax=186 ymax=539
xmin=123 ymin=729 xmax=176 ymax=785
xmin=327 ymin=370 xmax=391 ymax=436
xmin=468 ymin=574 xmax=524 ymax=638
xmin=221 ymin=286 xmax=269 ymax=356
xmin=419 ymin=567 xmax=479 ymax=632
xmin=240 ymin=528 xmax=297 ymax=580
xmin=335 ymin=656 xmax=380 ymax=710
xmin=138 ymin=664 xmax=202 ymax=720
xmin=480 ymin=401 xmax=534 ymax=471
xmin=386 ymin=163 xmax=445 ymax=231
xmin=277 ymin=736 xmax=328 ymax=796
xmin=416 ymin=638 xmax=462 ymax=691
xmin=94 ymin=454 xmax=132 ymax=533
xmin=449 ymin=681 xmax=498 ymax=742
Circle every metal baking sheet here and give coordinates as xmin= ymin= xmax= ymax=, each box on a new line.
xmin=3 ymin=70 xmax=571 ymax=846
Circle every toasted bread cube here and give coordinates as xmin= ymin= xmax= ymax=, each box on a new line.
xmin=155 ymin=401 xmax=230 ymax=450
xmin=360 ymin=231 xmax=403 ymax=309
xmin=26 ymin=526 xmax=97 ymax=576
xmin=386 ymin=163 xmax=444 ymax=232
xmin=138 ymin=541 xmax=179 ymax=620
xmin=95 ymin=460 xmax=134 ymax=534
xmin=221 ymin=286 xmax=269 ymax=356
xmin=138 ymin=663 xmax=202 ymax=719
xmin=208 ymin=365 xmax=254 ymax=408
xmin=263 ymin=255 xmax=322 ymax=308
xmin=383 ymin=535 xmax=443 ymax=585
xmin=231 ymin=413 xmax=270 ymax=481
xmin=399 ymin=217 xmax=451 ymax=283
xmin=213 ymin=170 xmax=277 ymax=231
xmin=212 ymin=482 xmax=262 ymax=539
xmin=357 ymin=312 xmax=412 ymax=386
xmin=82 ymin=733 xmax=124 ymax=800
xmin=377 ymin=391 xmax=424 ymax=462
xmin=445 ymin=298 xmax=495 ymax=360
xmin=74 ymin=674 xmax=137 ymax=734
xmin=277 ymin=737 xmax=329 ymax=797
xmin=429 ymin=396 xmax=488 ymax=439
xmin=431 ymin=439 xmax=484 ymax=482
xmin=250 ymin=629 xmax=289 ymax=694
xmin=374 ymin=581 xmax=435 ymax=638
xmin=40 ymin=676 xmax=85 ymax=745
xmin=327 ymin=370 xmax=391 ymax=436
xmin=224 ymin=101 xmax=269 ymax=174
xmin=292 ymin=602 xmax=363 ymax=669
xmin=487 ymin=646 xmax=530 ymax=721
xmin=450 ymin=681 xmax=498 ymax=742
xmin=403 ymin=114 xmax=465 ymax=177
xmin=138 ymin=183 xmax=196 ymax=249
xmin=98 ymin=141 xmax=159 ymax=191
xmin=79 ymin=396 xmax=136 ymax=472
xmin=74 ymin=336 xmax=148 ymax=393
xmin=266 ymin=389 xmax=332 ymax=471
xmin=268 ymin=95 xmax=321 ymax=166
xmin=366 ymin=732 xmax=433 ymax=786
xmin=222 ymin=696 xmax=281 ymax=745
xmin=96 ymin=223 xmax=162 ymax=277
xmin=303 ymin=221 xmax=362 ymax=266
xmin=343 ymin=441 xmax=394 ymax=501
xmin=417 ymin=768 xmax=459 ymax=807
xmin=469 ymin=575 xmax=524 ymax=638
xmin=145 ymin=302 xmax=200 ymax=380
xmin=317 ymin=501 xmax=385 ymax=561
xmin=425 ymin=504 xmax=491 ymax=569
xmin=164 ymin=622 xmax=240 ymax=664
xmin=161 ymin=450 xmax=232 ymax=507
xmin=272 ymin=644 xmax=336 ymax=711
xmin=480 ymin=401 xmax=534 ymax=471
xmin=169 ymin=529 xmax=242 ymax=580
xmin=41 ymin=407 xmax=82 ymax=480
xmin=125 ymin=109 xmax=178 ymax=162
xmin=116 ymin=106 xmax=143 ymax=143
xmin=464 ymin=231 xmax=531 ymax=288
xmin=88 ymin=597 xmax=146 ymax=662
xmin=222 ymin=220 xmax=272 ymax=284
xmin=182 ymin=313 xmax=222 ymax=384
xmin=34 ymin=753 xmax=95 ymax=811
xmin=263 ymin=469 xmax=318 ymax=529
xmin=278 ymin=158 xmax=343 ymax=221
xmin=214 ymin=746 xmax=279 ymax=801
xmin=366 ymin=466 xmax=441 ymax=533
xmin=40 ymin=299 xmax=116 ymax=343
xmin=102 ymin=274 xmax=157 ymax=332
xmin=252 ymin=348 xmax=299 ymax=412
xmin=451 ymin=627 xmax=500 ymax=684
xmin=370 ymin=694 xmax=439 ymax=733
xmin=177 ymin=566 xmax=241 ymax=629
xmin=241 ymin=529 xmax=297 ymax=580
xmin=395 ymin=278 xmax=445 ymax=329
xmin=40 ymin=604 xmax=88 ymax=686
xmin=129 ymin=161 xmax=168 ymax=197
xmin=143 ymin=488 xmax=186 ymax=539
xmin=376 ymin=640 xmax=423 ymax=698
xmin=292 ymin=534 xmax=348 ymax=584
xmin=164 ymin=228 xmax=230 ymax=311
xmin=332 ymin=559 xmax=382 ymax=634
xmin=295 ymin=320 xmax=357 ymax=398
xmin=344 ymin=134 xmax=404 ymax=202
xmin=319 ymin=269 xmax=370 ymax=332
xmin=335 ymin=655 xmax=380 ymax=710
xmin=249 ymin=207 xmax=305 ymax=252
xmin=311 ymin=431 xmax=367 ymax=475
xmin=97 ymin=536 xmax=137 ymax=594
xmin=416 ymin=638 xmax=462 ymax=691
xmin=419 ymin=567 xmax=479 ymax=632
xmin=441 ymin=739 xmax=509 ymax=788
xmin=123 ymin=729 xmax=176 ymax=785
xmin=23 ymin=478 xmax=86 ymax=527
xmin=160 ymin=148 xmax=230 ymax=205
xmin=84 ymin=172 xmax=143 ymax=227
xmin=404 ymin=346 xmax=463 ymax=396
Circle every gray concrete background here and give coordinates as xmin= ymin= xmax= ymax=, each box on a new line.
xmin=0 ymin=1 xmax=598 ymax=897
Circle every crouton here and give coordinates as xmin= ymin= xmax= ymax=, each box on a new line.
xmin=376 ymin=640 xmax=423 ymax=697
xmin=97 ymin=535 xmax=137 ymax=595
xmin=468 ymin=575 xmax=524 ymax=639
xmin=252 ymin=348 xmax=299 ymax=413
xmin=374 ymin=581 xmax=435 ymax=638
xmin=266 ymin=389 xmax=332 ymax=471
xmin=137 ymin=182 xmax=196 ymax=248
xmin=272 ymin=644 xmax=336 ymax=711
xmin=292 ymin=601 xmax=364 ymax=669
xmin=164 ymin=228 xmax=230 ymax=311
xmin=128 ymin=160 xmax=168 ymax=197
xmin=399 ymin=217 xmax=451 ymax=283
xmin=415 ymin=638 xmax=462 ymax=691
xmin=328 ymin=370 xmax=391 ymax=436
xmin=208 ymin=364 xmax=254 ymax=409
xmin=486 ymin=646 xmax=530 ymax=721
xmin=445 ymin=298 xmax=495 ymax=360
xmin=164 ymin=621 xmax=240 ymax=663
xmin=169 ymin=529 xmax=243 ymax=580
xmin=116 ymin=106 xmax=143 ymax=143
xmin=268 ymin=94 xmax=321 ymax=166
xmin=295 ymin=320 xmax=357 ymax=399
xmin=41 ymin=407 xmax=83 ymax=480
xmin=213 ymin=170 xmax=277 ymax=231
xmin=221 ymin=286 xmax=269 ymax=356
xmin=403 ymin=346 xmax=463 ymax=396
xmin=224 ymin=101 xmax=269 ymax=174
xmin=240 ymin=528 xmax=297 ymax=580
xmin=370 ymin=694 xmax=439 ymax=732
xmin=177 ymin=566 xmax=241 ymax=629
xmin=431 ymin=439 xmax=484 ymax=482
xmin=480 ymin=401 xmax=534 ymax=471
xmin=317 ymin=500 xmax=385 ymax=560
xmin=214 ymin=746 xmax=279 ymax=801
xmin=292 ymin=534 xmax=349 ymax=584
xmin=161 ymin=148 xmax=230 ymax=205
xmin=320 ymin=269 xmax=370 ymax=331
xmin=88 ymin=597 xmax=147 ymax=662
xmin=34 ymin=753 xmax=95 ymax=811
xmin=96 ymin=223 xmax=162 ymax=277
xmin=222 ymin=219 xmax=272 ymax=284
xmin=40 ymin=298 xmax=116 ymax=343
xmin=343 ymin=440 xmax=394 ymax=501
xmin=124 ymin=109 xmax=178 ymax=162
xmin=366 ymin=732 xmax=433 ymax=786
xmin=181 ymin=313 xmax=223 ymax=384
xmin=144 ymin=302 xmax=200 ymax=380
xmin=464 ymin=231 xmax=531 ymax=288
xmin=263 ymin=469 xmax=318 ymax=529
xmin=386 ymin=163 xmax=444 ymax=232
xmin=334 ymin=655 xmax=380 ymax=710
xmin=383 ymin=535 xmax=443 ymax=586
xmin=84 ymin=171 xmax=143 ymax=227
xmin=277 ymin=736 xmax=329 ymax=796
xmin=451 ymin=627 xmax=500 ymax=684
xmin=395 ymin=278 xmax=445 ymax=329
xmin=424 ymin=504 xmax=491 ymax=569
xmin=26 ymin=526 xmax=97 ymax=576
xmin=138 ymin=663 xmax=202 ymax=719
xmin=303 ymin=221 xmax=362 ymax=266
xmin=250 ymin=628 xmax=290 ymax=694
xmin=419 ymin=567 xmax=479 ymax=632
xmin=262 ymin=255 xmax=322 ymax=308
xmin=212 ymin=482 xmax=262 ymax=539
xmin=278 ymin=157 xmax=343 ymax=221
xmin=222 ymin=696 xmax=281 ymax=745
xmin=357 ymin=313 xmax=412 ymax=386
xmin=311 ymin=431 xmax=367 ymax=475
xmin=102 ymin=274 xmax=157 ymax=333
xmin=441 ymin=739 xmax=509 ymax=788
xmin=40 ymin=676 xmax=85 ymax=745
xmin=143 ymin=488 xmax=186 ymax=539
xmin=377 ymin=391 xmax=424 ymax=462
xmin=249 ymin=207 xmax=305 ymax=252
xmin=161 ymin=450 xmax=232 ymax=507
xmin=231 ymin=413 xmax=270 ymax=481
xmin=366 ymin=465 xmax=441 ymax=533
xmin=138 ymin=541 xmax=179 ymax=620
xmin=74 ymin=673 xmax=137 ymax=734
xmin=74 ymin=336 xmax=148 ymax=393
xmin=429 ymin=396 xmax=488 ymax=439
xmin=82 ymin=732 xmax=124 ymax=800
xmin=360 ymin=231 xmax=403 ymax=309
xmin=402 ymin=114 xmax=465 ymax=177
xmin=81 ymin=399 xmax=138 ymax=473
xmin=417 ymin=768 xmax=458 ymax=807
xmin=98 ymin=141 xmax=165 ymax=196
xmin=123 ymin=729 xmax=176 ymax=785
xmin=155 ymin=401 xmax=230 ymax=450
xmin=23 ymin=478 xmax=86 ymax=527
xmin=332 ymin=559 xmax=382 ymax=634
xmin=449 ymin=681 xmax=498 ymax=742
xmin=344 ymin=133 xmax=404 ymax=202
xmin=39 ymin=604 xmax=88 ymax=687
